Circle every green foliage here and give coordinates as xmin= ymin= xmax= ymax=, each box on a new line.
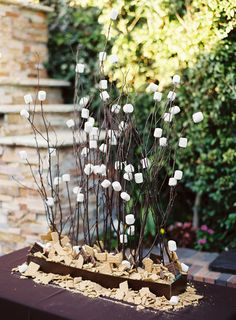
xmin=177 ymin=40 xmax=236 ymax=250
xmin=41 ymin=0 xmax=236 ymax=250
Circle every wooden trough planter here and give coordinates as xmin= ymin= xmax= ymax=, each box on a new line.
xmin=27 ymin=243 xmax=187 ymax=300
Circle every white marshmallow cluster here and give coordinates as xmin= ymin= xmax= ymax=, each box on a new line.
xmin=38 ymin=90 xmax=46 ymax=101
xmin=179 ymin=137 xmax=188 ymax=148
xmin=111 ymin=104 xmax=121 ymax=113
xmin=75 ymin=63 xmax=85 ymax=73
xmin=100 ymin=91 xmax=110 ymax=101
xmin=120 ymin=192 xmax=130 ymax=202
xmin=66 ymin=119 xmax=75 ymax=128
xmin=20 ymin=109 xmax=30 ymax=119
xmin=123 ymin=103 xmax=134 ymax=113
xmin=192 ymin=111 xmax=204 ymax=123
xmin=24 ymin=94 xmax=33 ymax=104
xmin=153 ymin=92 xmax=162 ymax=101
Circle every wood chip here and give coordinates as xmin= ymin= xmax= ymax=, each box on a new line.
xmin=95 ymin=252 xmax=107 ymax=262
xmin=119 ymin=281 xmax=129 ymax=293
xmin=107 ymin=253 xmax=123 ymax=265
xmin=76 ymin=255 xmax=84 ymax=269
xmin=142 ymin=258 xmax=153 ymax=273
xmin=61 ymin=236 xmax=70 ymax=247
xmin=54 ymin=242 xmax=65 ymax=256
xmin=51 ymin=232 xmax=59 ymax=243
xmin=24 ymin=262 xmax=40 ymax=276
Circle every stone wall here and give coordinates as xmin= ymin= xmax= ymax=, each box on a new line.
xmin=0 ymin=1 xmax=78 ymax=255
xmin=0 ymin=140 xmax=82 ymax=254
xmin=0 ymin=0 xmax=70 ymax=105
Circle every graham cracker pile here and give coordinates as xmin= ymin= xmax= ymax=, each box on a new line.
xmin=14 ymin=261 xmax=202 ymax=312
xmin=30 ymin=231 xmax=177 ymax=284
xmin=12 ymin=231 xmax=203 ymax=311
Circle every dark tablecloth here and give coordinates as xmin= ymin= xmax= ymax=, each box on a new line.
xmin=0 ymin=247 xmax=235 ymax=320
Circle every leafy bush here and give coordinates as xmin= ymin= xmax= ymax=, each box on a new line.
xmin=41 ymin=0 xmax=236 ymax=251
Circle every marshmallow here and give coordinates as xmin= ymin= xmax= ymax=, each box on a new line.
xmin=89 ymin=140 xmax=97 ymax=149
xmin=101 ymin=179 xmax=111 ymax=188
xmin=125 ymin=214 xmax=135 ymax=225
xmin=20 ymin=109 xmax=29 ymax=119
xmin=123 ymin=173 xmax=133 ymax=181
xmin=111 ymin=104 xmax=121 ymax=113
xmin=169 ymin=105 xmax=180 ymax=115
xmin=24 ymin=94 xmax=33 ymax=104
xmin=38 ymin=90 xmax=46 ymax=101
xmin=121 ymin=192 xmax=131 ymax=202
xmin=81 ymin=108 xmax=89 ymax=119
xmin=75 ymin=63 xmax=85 ymax=73
xmin=174 ymin=170 xmax=183 ymax=180
xmin=84 ymin=121 xmax=93 ymax=133
xmin=108 ymin=129 xmax=118 ymax=139
xmin=100 ymin=90 xmax=110 ymax=101
xmin=121 ymin=260 xmax=131 ymax=269
xmin=81 ymin=147 xmax=89 ymax=157
xmin=112 ymin=181 xmax=122 ymax=192
xmin=88 ymin=117 xmax=95 ymax=126
xmin=168 ymin=240 xmax=177 ymax=252
xmin=99 ymin=51 xmax=107 ymax=61
xmin=127 ymin=225 xmax=135 ymax=236
xmin=167 ymin=91 xmax=176 ymax=101
xmin=73 ymin=246 xmax=81 ymax=255
xmin=154 ymin=128 xmax=162 ymax=138
xmin=73 ymin=186 xmax=81 ymax=194
xmin=110 ymin=136 xmax=117 ymax=145
xmin=18 ymin=263 xmax=28 ymax=273
xmin=99 ymin=143 xmax=107 ymax=153
xmin=19 ymin=150 xmax=27 ymax=160
xmin=110 ymin=54 xmax=119 ymax=64
xmin=90 ymin=127 xmax=99 ymax=140
xmin=93 ymin=165 xmax=101 ymax=175
xmin=159 ymin=137 xmax=167 ymax=146
xmin=192 ymin=111 xmax=204 ymax=123
xmin=124 ymin=164 xmax=134 ymax=173
xmin=153 ymin=92 xmax=162 ymax=101
xmin=45 ymin=197 xmax=54 ymax=207
xmin=123 ymin=103 xmax=134 ymax=113
xmin=163 ymin=112 xmax=173 ymax=122
xmin=79 ymin=97 xmax=89 ymax=107
xmin=66 ymin=119 xmax=75 ymax=128
xmin=168 ymin=177 xmax=177 ymax=186
xmin=141 ymin=158 xmax=150 ymax=169
xmin=169 ymin=296 xmax=179 ymax=305
xmin=120 ymin=234 xmax=128 ymax=244
xmin=100 ymin=164 xmax=106 ymax=176
xmin=134 ymin=173 xmax=143 ymax=184
xmin=99 ymin=80 xmax=108 ymax=89
xmin=84 ymin=163 xmax=94 ymax=175
xmin=119 ymin=121 xmax=128 ymax=131
xmin=181 ymin=263 xmax=189 ymax=273
xmin=179 ymin=137 xmax=188 ymax=148
xmin=53 ymin=176 xmax=61 ymax=186
xmin=110 ymin=8 xmax=119 ymax=20
xmin=77 ymin=193 xmax=84 ymax=202
xmin=147 ymin=82 xmax=158 ymax=92
xmin=172 ymin=74 xmax=180 ymax=84
xmin=62 ymin=174 xmax=70 ymax=182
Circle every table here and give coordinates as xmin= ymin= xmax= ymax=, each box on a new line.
xmin=0 ymin=247 xmax=235 ymax=320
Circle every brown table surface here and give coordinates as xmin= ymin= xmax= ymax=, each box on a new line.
xmin=0 ymin=247 xmax=235 ymax=320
